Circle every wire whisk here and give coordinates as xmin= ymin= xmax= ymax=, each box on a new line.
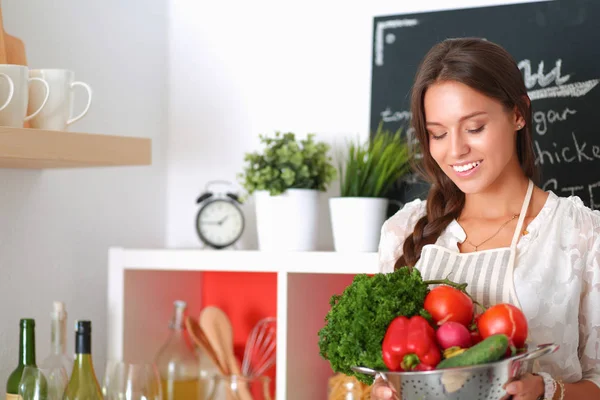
xmin=242 ymin=317 xmax=277 ymax=378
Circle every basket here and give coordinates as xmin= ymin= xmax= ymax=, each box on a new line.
xmin=353 ymin=343 xmax=558 ymax=400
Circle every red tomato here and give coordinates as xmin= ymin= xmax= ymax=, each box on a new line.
xmin=471 ymin=330 xmax=483 ymax=345
xmin=469 ymin=314 xmax=483 ymax=344
xmin=477 ymin=303 xmax=528 ymax=348
xmin=423 ymin=285 xmax=474 ymax=327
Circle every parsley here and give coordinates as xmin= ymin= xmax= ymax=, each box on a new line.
xmin=317 ymin=268 xmax=430 ymax=384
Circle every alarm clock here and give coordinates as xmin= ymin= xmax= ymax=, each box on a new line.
xmin=195 ymin=180 xmax=245 ymax=249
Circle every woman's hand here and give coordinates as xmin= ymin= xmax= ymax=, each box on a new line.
xmin=501 ymin=373 xmax=545 ymax=399
xmin=371 ymin=375 xmax=399 ymax=400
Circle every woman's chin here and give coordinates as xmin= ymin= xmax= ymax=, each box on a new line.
xmin=449 ymin=175 xmax=489 ymax=195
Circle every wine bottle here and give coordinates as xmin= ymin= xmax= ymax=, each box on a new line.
xmin=63 ymin=321 xmax=103 ymax=400
xmin=40 ymin=301 xmax=74 ymax=376
xmin=6 ymin=319 xmax=37 ymax=400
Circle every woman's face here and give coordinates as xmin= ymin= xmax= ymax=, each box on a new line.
xmin=424 ymin=80 xmax=524 ymax=194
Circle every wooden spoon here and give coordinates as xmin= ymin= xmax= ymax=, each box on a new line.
xmin=200 ymin=306 xmax=253 ymax=400
xmin=185 ymin=316 xmax=228 ymax=375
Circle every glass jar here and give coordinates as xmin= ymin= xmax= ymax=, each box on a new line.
xmin=207 ymin=375 xmax=272 ymax=400
xmin=327 ymin=373 xmax=372 ymax=400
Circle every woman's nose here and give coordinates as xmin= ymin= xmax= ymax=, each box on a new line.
xmin=450 ymin=131 xmax=469 ymax=158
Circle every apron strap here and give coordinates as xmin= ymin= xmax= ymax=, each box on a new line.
xmin=507 ymin=179 xmax=534 ymax=309
xmin=510 ymin=180 xmax=534 ymax=250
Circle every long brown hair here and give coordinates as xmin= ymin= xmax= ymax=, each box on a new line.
xmin=395 ymin=38 xmax=537 ymax=269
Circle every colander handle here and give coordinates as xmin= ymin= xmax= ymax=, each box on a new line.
xmin=511 ymin=343 xmax=559 ymax=363
xmin=351 ymin=366 xmax=389 ymax=382
xmin=375 ymin=372 xmax=389 ymax=383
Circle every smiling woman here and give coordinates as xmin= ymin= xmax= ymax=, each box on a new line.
xmin=398 ymin=38 xmax=536 ymax=266
xmin=373 ymin=38 xmax=600 ymax=400
xmin=424 ymin=80 xmax=526 ymax=195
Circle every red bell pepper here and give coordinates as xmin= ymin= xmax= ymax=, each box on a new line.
xmin=382 ymin=315 xmax=441 ymax=371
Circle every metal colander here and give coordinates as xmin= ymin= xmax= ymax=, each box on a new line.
xmin=354 ymin=343 xmax=558 ymax=400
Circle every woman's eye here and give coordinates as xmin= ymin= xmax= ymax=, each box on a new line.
xmin=467 ymin=125 xmax=485 ymax=133
xmin=430 ymin=132 xmax=447 ymax=140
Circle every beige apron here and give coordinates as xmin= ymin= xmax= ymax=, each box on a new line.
xmin=415 ymin=179 xmax=534 ymax=310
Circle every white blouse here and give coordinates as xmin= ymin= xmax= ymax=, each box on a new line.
xmin=378 ymin=191 xmax=600 ymax=388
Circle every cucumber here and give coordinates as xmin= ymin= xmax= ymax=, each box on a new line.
xmin=437 ymin=334 xmax=509 ymax=369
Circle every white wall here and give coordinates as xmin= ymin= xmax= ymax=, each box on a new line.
xmin=166 ymin=0 xmax=549 ymax=250
xmin=0 ymin=0 xmax=167 ymax=383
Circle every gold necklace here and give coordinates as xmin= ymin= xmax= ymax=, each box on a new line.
xmin=463 ymin=214 xmax=519 ymax=252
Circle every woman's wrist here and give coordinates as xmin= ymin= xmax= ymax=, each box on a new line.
xmin=535 ymin=372 xmax=556 ymax=399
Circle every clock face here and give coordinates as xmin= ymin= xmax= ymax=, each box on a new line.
xmin=197 ymin=199 xmax=244 ymax=248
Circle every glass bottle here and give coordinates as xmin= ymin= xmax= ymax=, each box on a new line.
xmin=155 ymin=300 xmax=201 ymax=400
xmin=6 ymin=319 xmax=39 ymax=399
xmin=40 ymin=301 xmax=73 ymax=377
xmin=63 ymin=320 xmax=103 ymax=400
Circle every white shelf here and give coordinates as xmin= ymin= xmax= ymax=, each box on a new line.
xmin=114 ymin=248 xmax=379 ymax=274
xmin=107 ymin=247 xmax=379 ymax=400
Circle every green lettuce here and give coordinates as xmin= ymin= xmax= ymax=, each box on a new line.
xmin=318 ymin=268 xmax=430 ymax=384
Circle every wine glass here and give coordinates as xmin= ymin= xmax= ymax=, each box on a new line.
xmin=18 ymin=366 xmax=68 ymax=400
xmin=105 ymin=362 xmax=162 ymax=400
xmin=102 ymin=359 xmax=120 ymax=397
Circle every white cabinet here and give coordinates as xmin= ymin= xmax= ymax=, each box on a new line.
xmin=107 ymin=248 xmax=378 ymax=400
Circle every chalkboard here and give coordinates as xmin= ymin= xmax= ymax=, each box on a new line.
xmin=370 ymin=0 xmax=600 ymax=211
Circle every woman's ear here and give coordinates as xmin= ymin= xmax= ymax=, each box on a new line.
xmin=513 ymin=101 xmax=528 ymax=131
xmin=514 ymin=112 xmax=525 ymax=131
xmin=514 ymin=95 xmax=531 ymax=131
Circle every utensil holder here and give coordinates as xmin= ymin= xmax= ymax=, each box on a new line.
xmin=207 ymin=374 xmax=271 ymax=400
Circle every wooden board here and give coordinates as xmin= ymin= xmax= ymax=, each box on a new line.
xmin=0 ymin=127 xmax=152 ymax=168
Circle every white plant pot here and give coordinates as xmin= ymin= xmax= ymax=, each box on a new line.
xmin=329 ymin=197 xmax=389 ymax=252
xmin=254 ymin=189 xmax=320 ymax=251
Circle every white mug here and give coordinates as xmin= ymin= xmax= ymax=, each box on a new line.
xmin=0 ymin=64 xmax=49 ymax=127
xmin=28 ymin=69 xmax=92 ymax=131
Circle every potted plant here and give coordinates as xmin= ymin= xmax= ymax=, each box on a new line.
xmin=238 ymin=131 xmax=337 ymax=251
xmin=330 ymin=123 xmax=412 ymax=252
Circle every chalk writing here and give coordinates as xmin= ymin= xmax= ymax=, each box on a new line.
xmin=519 ymin=59 xmax=571 ymax=89
xmin=534 ymin=132 xmax=600 ymax=165
xmin=518 ymin=59 xmax=598 ymax=100
xmin=528 ymin=80 xmax=599 ymax=101
xmin=533 ymin=107 xmax=577 ymax=135
xmin=375 ymin=19 xmax=419 ymax=67
xmin=543 ymin=179 xmax=600 ymax=210
xmin=379 ymin=107 xmax=420 ymax=156
xmin=381 ymin=108 xmax=412 ymax=123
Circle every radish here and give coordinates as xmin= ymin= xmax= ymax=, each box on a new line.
xmin=436 ymin=321 xmax=473 ymax=350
